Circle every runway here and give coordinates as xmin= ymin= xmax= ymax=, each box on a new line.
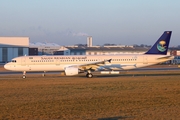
xmin=0 ymin=65 xmax=180 ymax=78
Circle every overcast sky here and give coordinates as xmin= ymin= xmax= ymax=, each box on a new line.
xmin=0 ymin=0 xmax=180 ymax=46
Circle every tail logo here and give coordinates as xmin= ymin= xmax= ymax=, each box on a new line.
xmin=157 ymin=40 xmax=166 ymax=52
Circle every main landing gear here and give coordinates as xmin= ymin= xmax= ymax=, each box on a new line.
xmin=86 ymin=70 xmax=93 ymax=78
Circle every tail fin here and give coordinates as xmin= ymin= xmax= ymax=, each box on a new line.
xmin=145 ymin=31 xmax=172 ymax=55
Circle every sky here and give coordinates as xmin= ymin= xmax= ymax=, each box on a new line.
xmin=0 ymin=0 xmax=180 ymax=46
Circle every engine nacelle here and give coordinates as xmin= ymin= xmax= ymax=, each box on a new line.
xmin=65 ymin=67 xmax=79 ymax=76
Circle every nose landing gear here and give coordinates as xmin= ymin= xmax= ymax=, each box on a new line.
xmin=22 ymin=71 xmax=26 ymax=79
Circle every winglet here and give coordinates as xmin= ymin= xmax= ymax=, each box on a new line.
xmin=108 ymin=59 xmax=112 ymax=63
xmin=145 ymin=31 xmax=172 ymax=55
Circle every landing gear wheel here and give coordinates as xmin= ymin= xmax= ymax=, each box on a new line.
xmin=86 ymin=73 xmax=93 ymax=78
xmin=22 ymin=75 xmax=26 ymax=79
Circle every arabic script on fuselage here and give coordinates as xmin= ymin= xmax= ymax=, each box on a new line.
xmin=41 ymin=56 xmax=87 ymax=60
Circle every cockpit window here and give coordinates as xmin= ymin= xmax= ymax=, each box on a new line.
xmin=11 ymin=60 xmax=17 ymax=62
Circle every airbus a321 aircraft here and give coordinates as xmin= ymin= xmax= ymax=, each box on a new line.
xmin=4 ymin=31 xmax=174 ymax=78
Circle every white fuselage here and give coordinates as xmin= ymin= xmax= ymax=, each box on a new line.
xmin=4 ymin=54 xmax=174 ymax=72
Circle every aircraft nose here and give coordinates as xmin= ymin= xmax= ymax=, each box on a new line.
xmin=4 ymin=63 xmax=10 ymax=70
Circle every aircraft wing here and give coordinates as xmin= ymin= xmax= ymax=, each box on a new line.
xmin=70 ymin=59 xmax=112 ymax=71
xmin=67 ymin=59 xmax=137 ymax=71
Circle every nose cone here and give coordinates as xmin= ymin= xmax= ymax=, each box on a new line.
xmin=4 ymin=63 xmax=10 ymax=70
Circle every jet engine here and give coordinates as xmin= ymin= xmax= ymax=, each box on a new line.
xmin=65 ymin=67 xmax=79 ymax=76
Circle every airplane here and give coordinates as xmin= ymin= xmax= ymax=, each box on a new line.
xmin=4 ymin=31 xmax=174 ymax=78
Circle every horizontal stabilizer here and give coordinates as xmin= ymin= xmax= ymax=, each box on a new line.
xmin=157 ymin=56 xmax=174 ymax=60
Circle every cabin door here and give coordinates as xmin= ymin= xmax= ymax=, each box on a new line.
xmin=143 ymin=56 xmax=148 ymax=64
xmin=56 ymin=59 xmax=60 ymax=65
xmin=21 ymin=57 xmax=26 ymax=66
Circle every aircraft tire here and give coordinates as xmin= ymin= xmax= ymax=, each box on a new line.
xmin=22 ymin=75 xmax=26 ymax=79
xmin=86 ymin=73 xmax=93 ymax=78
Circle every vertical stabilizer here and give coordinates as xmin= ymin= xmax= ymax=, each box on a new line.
xmin=145 ymin=31 xmax=172 ymax=55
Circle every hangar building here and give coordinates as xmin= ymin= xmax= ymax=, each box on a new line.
xmin=0 ymin=37 xmax=29 ymax=63
xmin=54 ymin=46 xmax=151 ymax=55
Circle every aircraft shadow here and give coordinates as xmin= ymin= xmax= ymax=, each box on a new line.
xmin=77 ymin=74 xmax=120 ymax=78
xmin=67 ymin=70 xmax=179 ymax=79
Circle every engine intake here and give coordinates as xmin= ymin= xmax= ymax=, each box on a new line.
xmin=65 ymin=67 xmax=79 ymax=76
